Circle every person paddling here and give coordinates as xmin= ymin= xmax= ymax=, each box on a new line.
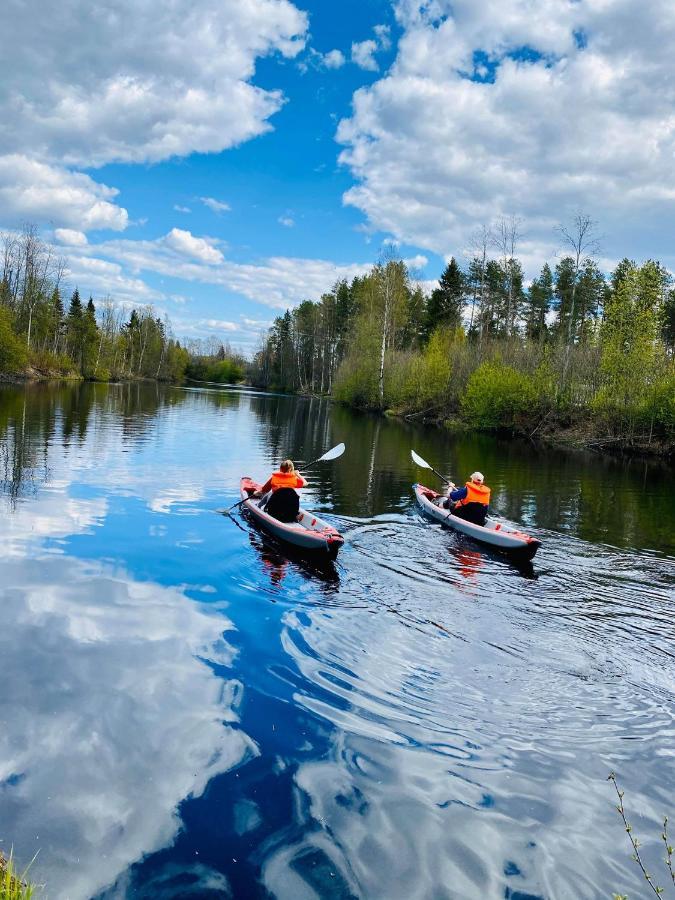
xmin=438 ymin=471 xmax=491 ymax=526
xmin=254 ymin=459 xmax=307 ymax=523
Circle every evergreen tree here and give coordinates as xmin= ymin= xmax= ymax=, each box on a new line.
xmin=525 ymin=263 xmax=553 ymax=340
xmin=662 ymin=288 xmax=675 ymax=356
xmin=426 ymin=258 xmax=465 ymax=335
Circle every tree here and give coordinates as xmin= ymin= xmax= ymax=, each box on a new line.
xmin=426 ymin=258 xmax=465 ymax=335
xmin=595 ymin=260 xmax=668 ymax=434
xmin=491 ymin=216 xmax=523 ymax=336
xmin=525 ymin=263 xmax=553 ymax=340
xmin=555 ymin=213 xmax=600 ymax=389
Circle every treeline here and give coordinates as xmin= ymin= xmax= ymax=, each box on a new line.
xmin=251 ymin=217 xmax=675 ymax=449
xmin=184 ymin=339 xmax=246 ymax=384
xmin=1 ymin=225 xmax=189 ymax=381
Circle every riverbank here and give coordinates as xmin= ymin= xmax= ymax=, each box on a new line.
xmin=260 ymin=385 xmax=675 ymax=462
xmin=412 ymin=410 xmax=674 ymax=461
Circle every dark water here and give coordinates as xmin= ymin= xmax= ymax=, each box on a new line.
xmin=0 ymin=382 xmax=673 ymax=900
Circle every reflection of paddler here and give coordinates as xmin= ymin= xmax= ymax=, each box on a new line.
xmin=253 ymin=459 xmax=308 ymax=522
xmin=454 ymin=548 xmax=483 ymax=581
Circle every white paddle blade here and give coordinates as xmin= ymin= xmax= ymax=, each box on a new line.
xmin=411 ymin=449 xmax=432 ymax=469
xmin=319 ymin=442 xmax=345 ymax=462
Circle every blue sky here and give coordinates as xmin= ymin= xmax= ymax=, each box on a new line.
xmin=2 ymin=0 xmax=675 ymax=350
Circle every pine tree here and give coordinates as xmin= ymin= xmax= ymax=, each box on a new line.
xmin=426 ymin=258 xmax=465 ymax=335
xmin=525 ymin=263 xmax=553 ymax=340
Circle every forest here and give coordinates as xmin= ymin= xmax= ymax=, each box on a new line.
xmin=250 ymin=217 xmax=675 ymax=451
xmin=0 ymin=225 xmax=190 ymax=382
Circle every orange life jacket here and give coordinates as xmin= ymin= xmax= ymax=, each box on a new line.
xmin=457 ymin=481 xmax=491 ymax=507
xmin=269 ymin=471 xmax=302 ymax=491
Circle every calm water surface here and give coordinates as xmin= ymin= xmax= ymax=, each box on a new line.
xmin=0 ymin=382 xmax=673 ymax=900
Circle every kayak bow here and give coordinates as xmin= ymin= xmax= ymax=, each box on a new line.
xmin=414 ymin=482 xmax=541 ymax=561
xmin=239 ymin=477 xmax=344 ymax=559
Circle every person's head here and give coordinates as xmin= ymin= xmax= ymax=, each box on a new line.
xmin=280 ymin=459 xmax=295 ymax=473
xmin=470 ymin=471 xmax=484 ymax=484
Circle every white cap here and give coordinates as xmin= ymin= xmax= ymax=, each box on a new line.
xmin=470 ymin=471 xmax=484 ymax=483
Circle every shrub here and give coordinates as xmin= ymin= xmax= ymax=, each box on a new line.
xmin=29 ymin=348 xmax=78 ymax=376
xmin=461 ymin=360 xmax=541 ymax=430
xmin=0 ymin=308 xmax=28 ymax=373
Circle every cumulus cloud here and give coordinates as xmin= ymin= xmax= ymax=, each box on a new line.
xmin=338 ymin=0 xmax=675 ymax=269
xmin=54 ymin=228 xmax=88 ymax=247
xmin=163 ymin=228 xmax=224 ymax=264
xmin=0 ymin=155 xmax=128 ymax=232
xmin=323 ymin=49 xmax=346 ymax=69
xmin=0 ymin=0 xmax=307 ymax=168
xmin=0 ymin=0 xmax=307 ymax=234
xmin=174 ymin=204 xmax=192 ymax=213
xmin=351 ymin=39 xmax=380 ymax=71
xmin=200 ymin=197 xmax=231 ymax=214
xmin=278 ymin=215 xmax=295 ymax=227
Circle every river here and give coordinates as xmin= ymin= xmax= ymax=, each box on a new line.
xmin=0 ymin=381 xmax=673 ymax=900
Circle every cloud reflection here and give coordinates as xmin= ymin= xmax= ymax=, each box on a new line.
xmin=0 ymin=552 xmax=256 ymax=900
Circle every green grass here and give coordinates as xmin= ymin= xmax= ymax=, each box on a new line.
xmin=0 ymin=850 xmax=40 ymax=899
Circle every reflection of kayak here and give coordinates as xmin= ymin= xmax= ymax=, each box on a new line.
xmin=240 ymin=477 xmax=344 ymax=559
xmin=414 ymin=483 xmax=542 ymax=561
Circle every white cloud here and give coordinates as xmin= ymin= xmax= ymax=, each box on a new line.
xmin=200 ymin=197 xmax=231 ymax=214
xmin=323 ymin=49 xmax=346 ymax=69
xmin=351 ymin=39 xmax=380 ymax=72
xmin=163 ymin=228 xmax=224 ymax=264
xmin=54 ymin=228 xmax=88 ymax=247
xmin=338 ymin=0 xmax=675 ymax=270
xmin=174 ymin=204 xmax=192 ymax=213
xmin=204 ymin=319 xmax=239 ymax=331
xmin=0 ymin=0 xmax=307 ymax=235
xmin=65 ymin=233 xmax=373 ymax=311
xmin=0 ymin=155 xmax=128 ymax=232
xmin=374 ymin=24 xmax=392 ymax=51
xmin=0 ymin=0 xmax=307 ymax=168
xmin=278 ymin=215 xmax=295 ymax=227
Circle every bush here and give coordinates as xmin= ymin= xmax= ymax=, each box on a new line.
xmin=0 ymin=307 xmax=28 ymax=373
xmin=461 ymin=360 xmax=541 ymax=430
xmin=29 ymin=348 xmax=78 ymax=376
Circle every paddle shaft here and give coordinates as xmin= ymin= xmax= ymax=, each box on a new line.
xmin=429 ymin=465 xmax=452 ymax=486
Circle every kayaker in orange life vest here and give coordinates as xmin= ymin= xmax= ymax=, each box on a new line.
xmin=437 ymin=471 xmax=491 ymax=526
xmin=254 ymin=459 xmax=308 ymax=523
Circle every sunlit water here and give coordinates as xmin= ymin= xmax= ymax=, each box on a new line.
xmin=0 ymin=382 xmax=673 ymax=900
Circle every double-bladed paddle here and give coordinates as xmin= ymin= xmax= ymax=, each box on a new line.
xmin=410 ymin=449 xmax=452 ymax=486
xmin=227 ymin=442 xmax=346 ymax=514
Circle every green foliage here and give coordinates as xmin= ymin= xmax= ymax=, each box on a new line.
xmin=0 ymin=849 xmax=39 ymax=898
xmin=593 ymin=261 xmax=672 ymax=437
xmin=0 ymin=308 xmax=28 ymax=373
xmin=186 ymin=356 xmax=245 ymax=384
xmin=29 ymin=349 xmax=78 ymax=376
xmin=426 ymin=258 xmax=464 ymax=336
xmin=461 ymin=361 xmax=541 ymax=430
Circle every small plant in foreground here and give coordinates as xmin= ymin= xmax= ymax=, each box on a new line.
xmin=0 ymin=849 xmax=40 ymax=899
xmin=609 ymin=772 xmax=675 ymax=899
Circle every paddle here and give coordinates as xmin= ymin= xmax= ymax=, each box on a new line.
xmin=227 ymin=442 xmax=346 ymax=513
xmin=410 ymin=449 xmax=452 ymax=486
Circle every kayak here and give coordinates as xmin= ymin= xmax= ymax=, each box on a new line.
xmin=413 ymin=483 xmax=542 ymax=561
xmin=239 ymin=477 xmax=344 ymax=559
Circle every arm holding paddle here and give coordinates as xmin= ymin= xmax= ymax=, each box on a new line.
xmin=228 ymin=443 xmax=345 ymax=514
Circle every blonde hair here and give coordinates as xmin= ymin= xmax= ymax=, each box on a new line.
xmin=280 ymin=459 xmax=295 ymax=473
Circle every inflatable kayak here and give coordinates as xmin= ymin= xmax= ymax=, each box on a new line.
xmin=239 ymin=477 xmax=344 ymax=559
xmin=414 ymin=483 xmax=541 ymax=560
